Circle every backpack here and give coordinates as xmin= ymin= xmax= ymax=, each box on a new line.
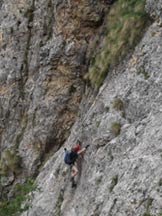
xmin=64 ymin=149 xmax=78 ymax=165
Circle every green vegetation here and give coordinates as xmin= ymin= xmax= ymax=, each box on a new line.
xmin=0 ymin=178 xmax=37 ymax=216
xmin=111 ymin=122 xmax=121 ymax=136
xmin=87 ymin=0 xmax=150 ymax=89
xmin=95 ymin=143 xmax=101 ymax=150
xmin=24 ymin=6 xmax=34 ymax=23
xmin=159 ymin=178 xmax=162 ymax=186
xmin=121 ymin=111 xmax=126 ymax=118
xmin=105 ymin=106 xmax=110 ymax=112
xmin=143 ymin=198 xmax=154 ymax=216
xmin=96 ymin=120 xmax=101 ymax=128
xmin=109 ymin=175 xmax=118 ymax=192
xmin=55 ymin=190 xmax=64 ymax=216
xmin=0 ymin=148 xmax=22 ymax=176
xmin=0 ymin=114 xmax=28 ymax=176
xmin=143 ymin=214 xmax=152 ymax=216
xmin=113 ymin=98 xmax=124 ymax=111
xmin=15 ymin=112 xmax=28 ymax=148
xmin=137 ymin=68 xmax=150 ymax=79
xmin=146 ymin=198 xmax=154 ymax=212
xmin=10 ymin=27 xmax=14 ymax=34
xmin=95 ymin=176 xmax=102 ymax=185
xmin=92 ymin=204 xmax=101 ymax=216
xmin=143 ymin=213 xmax=159 ymax=216
xmin=107 ymin=149 xmax=114 ymax=161
xmin=64 ymin=128 xmax=71 ymax=140
xmin=32 ymin=109 xmax=37 ymax=127
xmin=69 ymin=84 xmax=77 ymax=94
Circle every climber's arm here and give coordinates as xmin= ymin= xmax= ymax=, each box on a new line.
xmin=77 ymin=145 xmax=90 ymax=155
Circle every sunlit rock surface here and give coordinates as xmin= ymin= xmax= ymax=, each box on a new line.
xmin=1 ymin=0 xmax=162 ymax=216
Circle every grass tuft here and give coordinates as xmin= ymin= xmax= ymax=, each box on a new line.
xmin=0 ymin=149 xmax=22 ymax=176
xmin=137 ymin=68 xmax=150 ymax=80
xmin=111 ymin=122 xmax=121 ymax=136
xmin=86 ymin=0 xmax=151 ymax=89
xmin=109 ymin=175 xmax=118 ymax=192
xmin=113 ymin=98 xmax=124 ymax=111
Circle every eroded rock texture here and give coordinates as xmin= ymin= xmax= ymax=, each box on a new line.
xmin=1 ymin=0 xmax=162 ymax=216
xmin=0 ymin=0 xmax=105 ymax=176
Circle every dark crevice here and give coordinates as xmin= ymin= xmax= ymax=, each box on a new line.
xmin=81 ymin=10 xmax=105 ymax=28
xmin=18 ymin=0 xmax=35 ymax=100
xmin=0 ymin=0 xmax=3 ymax=9
xmin=42 ymin=0 xmax=55 ymax=41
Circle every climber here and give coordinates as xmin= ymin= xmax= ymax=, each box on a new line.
xmin=64 ymin=141 xmax=90 ymax=187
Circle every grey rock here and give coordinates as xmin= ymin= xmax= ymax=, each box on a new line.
xmin=0 ymin=0 xmax=104 ymax=176
xmin=1 ymin=1 xmax=162 ymax=216
xmin=1 ymin=173 xmax=15 ymax=187
xmin=146 ymin=0 xmax=162 ymax=21
xmin=21 ymin=20 xmax=162 ymax=216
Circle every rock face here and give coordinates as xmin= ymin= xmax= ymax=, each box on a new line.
xmin=21 ymin=19 xmax=162 ymax=215
xmin=146 ymin=0 xmax=162 ymax=21
xmin=1 ymin=0 xmax=162 ymax=216
xmin=0 ymin=0 xmax=105 ymax=176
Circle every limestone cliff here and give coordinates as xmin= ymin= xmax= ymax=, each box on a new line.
xmin=1 ymin=0 xmax=162 ymax=216
xmin=0 ymin=0 xmax=105 ymax=177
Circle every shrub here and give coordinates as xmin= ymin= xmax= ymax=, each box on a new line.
xmin=113 ymin=98 xmax=124 ymax=111
xmin=0 ymin=178 xmax=37 ymax=216
xmin=137 ymin=69 xmax=150 ymax=80
xmin=24 ymin=8 xmax=34 ymax=23
xmin=105 ymin=106 xmax=110 ymax=112
xmin=109 ymin=175 xmax=118 ymax=192
xmin=95 ymin=176 xmax=102 ymax=185
xmin=0 ymin=149 xmax=22 ymax=176
xmin=159 ymin=178 xmax=162 ymax=186
xmin=111 ymin=122 xmax=121 ymax=136
xmin=121 ymin=111 xmax=126 ymax=118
